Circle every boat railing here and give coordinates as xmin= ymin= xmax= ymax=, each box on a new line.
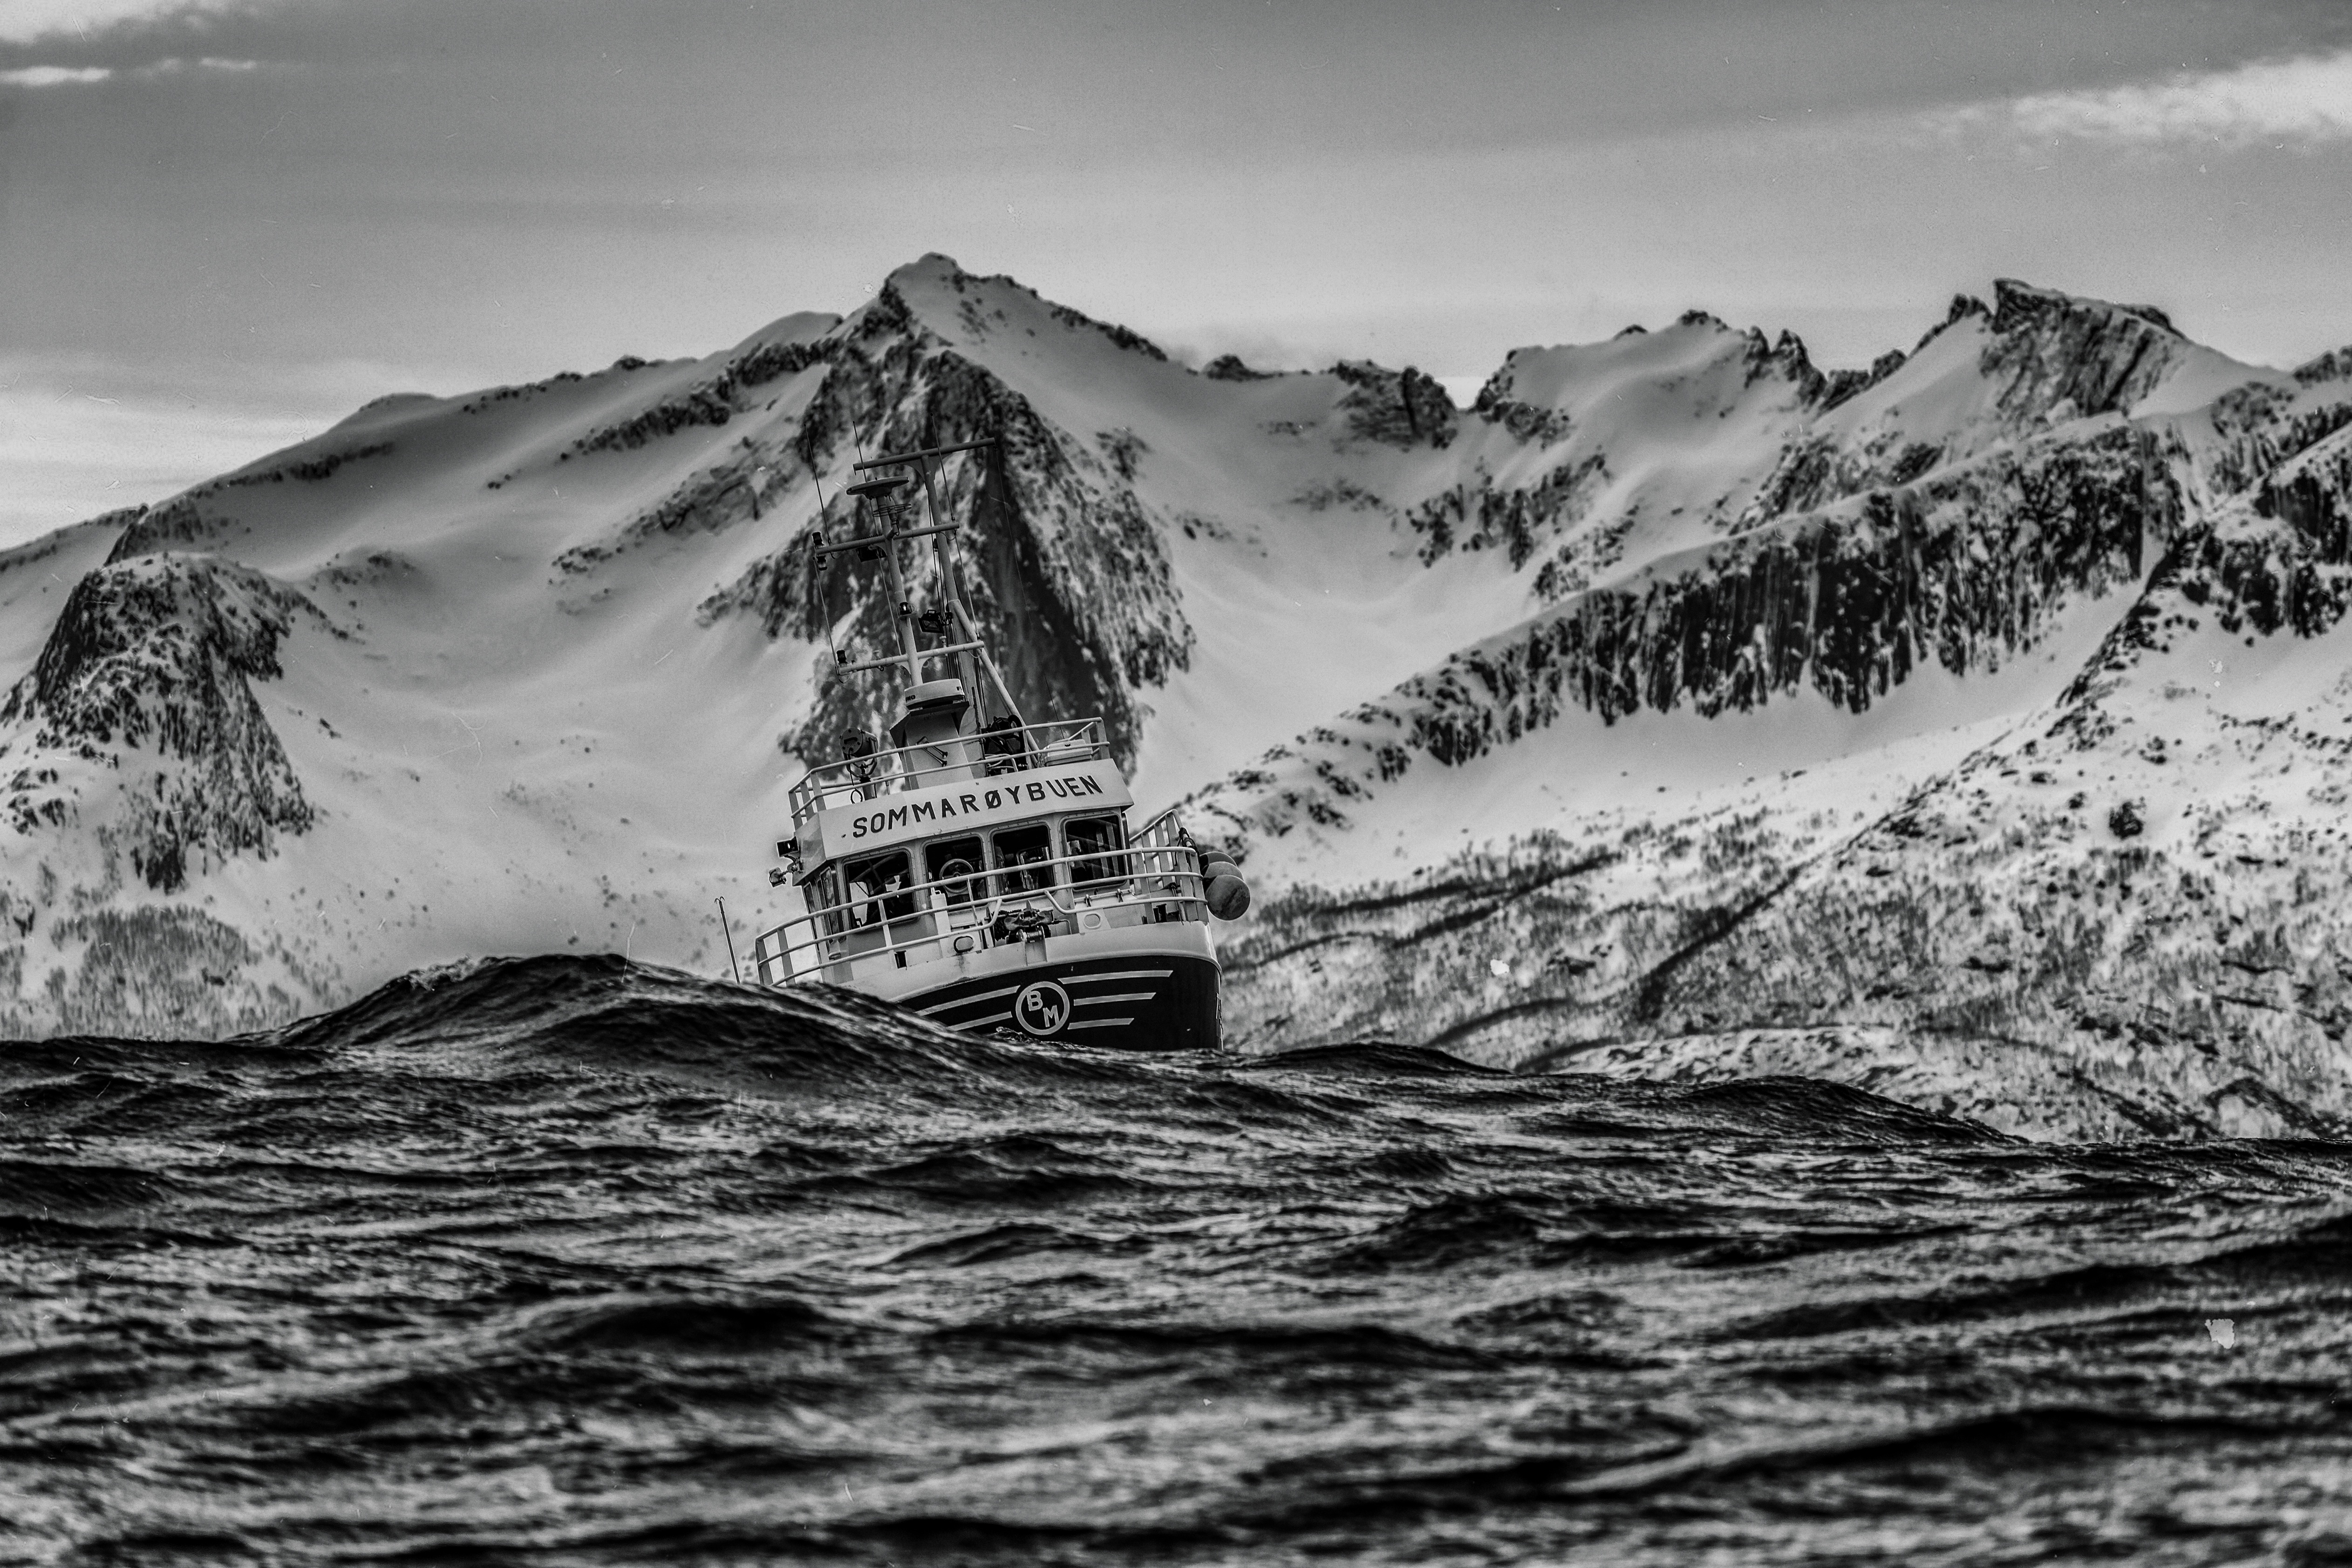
xmin=787 ymin=716 xmax=1111 ymax=828
xmin=753 ymin=820 xmax=1204 ymax=988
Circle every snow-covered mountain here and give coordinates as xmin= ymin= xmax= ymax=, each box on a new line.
xmin=1200 ymin=289 xmax=2352 ymax=1139
xmin=1185 ymin=281 xmax=2323 ymax=877
xmin=5 ymin=252 xmax=2349 ymax=1128
xmin=0 ymin=254 xmax=1572 ymax=1035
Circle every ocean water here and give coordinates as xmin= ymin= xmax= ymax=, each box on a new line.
xmin=7 ymin=954 xmax=2352 ymax=1566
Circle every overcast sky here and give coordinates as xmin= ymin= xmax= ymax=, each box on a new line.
xmin=6 ymin=0 xmax=2352 ymax=542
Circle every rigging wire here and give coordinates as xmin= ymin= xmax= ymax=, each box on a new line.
xmin=812 ymin=470 xmax=842 ymax=671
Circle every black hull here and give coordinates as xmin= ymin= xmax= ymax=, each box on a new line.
xmin=907 ymin=952 xmax=1221 ymax=1051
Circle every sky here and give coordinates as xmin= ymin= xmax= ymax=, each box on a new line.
xmin=5 ymin=0 xmax=2352 ymax=544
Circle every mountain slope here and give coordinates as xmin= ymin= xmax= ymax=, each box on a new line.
xmin=0 ymin=251 xmax=2343 ymax=1076
xmin=1210 ymin=353 xmax=2352 ymax=1141
xmin=0 ymin=256 xmax=1554 ymax=1031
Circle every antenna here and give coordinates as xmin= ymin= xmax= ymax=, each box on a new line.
xmin=812 ymin=471 xmax=843 ymax=670
xmin=819 ymin=434 xmax=1021 ymax=710
xmin=716 ymin=896 xmax=741 ymax=983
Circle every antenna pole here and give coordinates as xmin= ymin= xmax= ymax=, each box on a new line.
xmin=976 ymin=439 xmax=1026 ymax=725
xmin=812 ymin=472 xmax=842 ymax=671
xmin=910 ymin=451 xmax=982 ymax=704
xmin=876 ymin=487 xmax=923 ymax=685
xmin=716 ymin=897 xmax=741 ymax=983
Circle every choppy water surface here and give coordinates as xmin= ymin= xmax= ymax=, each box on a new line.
xmin=8 ymin=956 xmax=2352 ymax=1565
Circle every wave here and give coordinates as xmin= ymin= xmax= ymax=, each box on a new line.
xmin=263 ymin=953 xmax=1171 ymax=1105
xmin=1556 ymin=1404 xmax=2313 ymax=1500
xmin=16 ymin=951 xmax=2352 ymax=1565
xmin=0 ymin=1158 xmax=181 ymax=1216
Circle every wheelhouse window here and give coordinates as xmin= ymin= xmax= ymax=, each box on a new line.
xmin=991 ymin=824 xmax=1053 ymax=895
xmin=925 ymin=836 xmax=985 ymax=907
xmin=842 ymin=849 xmax=915 ymax=927
xmin=811 ymin=865 xmax=845 ymax=937
xmin=1065 ymin=814 xmax=1129 ymax=889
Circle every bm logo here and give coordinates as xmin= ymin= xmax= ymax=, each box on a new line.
xmin=1014 ymin=980 xmax=1073 ymax=1037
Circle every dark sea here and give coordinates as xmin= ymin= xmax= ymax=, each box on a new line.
xmin=7 ymin=955 xmax=2352 ymax=1566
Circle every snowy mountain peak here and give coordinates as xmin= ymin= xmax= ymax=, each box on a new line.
xmin=1184 ymin=273 xmax=2352 ymax=913
xmin=1989 ymin=276 xmax=2179 ymax=337
xmin=2294 ymin=346 xmax=2352 ymax=388
xmin=880 ymin=252 xmax=1176 ymax=370
xmin=2 ymin=258 xmax=2348 ymax=1057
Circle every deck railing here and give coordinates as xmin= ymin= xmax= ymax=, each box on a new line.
xmin=787 ymin=716 xmax=1111 ymax=830
xmin=754 ymin=809 xmax=1202 ymax=988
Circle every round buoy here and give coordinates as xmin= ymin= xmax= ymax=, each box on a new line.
xmin=1197 ymin=844 xmax=1252 ymax=920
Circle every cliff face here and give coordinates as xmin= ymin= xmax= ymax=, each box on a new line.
xmin=693 ymin=280 xmax=1195 ymax=768
xmin=1185 ymin=280 xmax=2323 ymax=878
xmin=1209 ymin=406 xmax=2352 ymax=1142
xmin=0 ymin=553 xmax=319 ymax=892
xmin=1977 ymin=279 xmax=2197 ymax=428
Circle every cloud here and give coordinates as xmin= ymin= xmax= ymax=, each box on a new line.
xmin=0 ymin=354 xmax=423 ymax=551
xmin=0 ymin=0 xmax=256 ymax=45
xmin=144 ymin=52 xmax=256 ymax=73
xmin=0 ymin=60 xmax=104 ymax=82
xmin=0 ymin=51 xmax=261 ymax=84
xmin=1993 ymin=49 xmax=2352 ymax=147
xmin=0 ymin=382 xmax=317 ymax=550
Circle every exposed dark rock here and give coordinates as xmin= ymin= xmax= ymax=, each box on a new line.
xmin=699 ymin=319 xmax=1191 ymax=769
xmin=1914 ymin=293 xmax=1989 ymax=353
xmin=1470 ymin=379 xmax=1575 ymax=446
xmin=1097 ymin=428 xmax=1147 ymax=482
xmin=1330 ymin=361 xmax=1459 ymax=450
xmin=1411 ymin=454 xmax=1609 ymax=570
xmin=572 ymin=337 xmax=832 ymax=456
xmin=0 ymin=554 xmax=318 ymax=892
xmin=1205 ymin=354 xmax=1276 ymax=382
xmin=1044 ymin=300 xmax=1169 ymax=362
xmin=1981 ymin=279 xmax=2193 ymax=429
xmin=1818 ymin=349 xmax=1910 ymax=412
xmin=106 ymin=496 xmax=219 ymax=564
xmin=2294 ymin=347 xmax=2352 ymax=387
xmin=461 ymin=372 xmax=585 ymax=415
xmin=557 ymin=449 xmax=780 ymax=574
xmin=1406 ymin=424 xmax=2180 ymax=763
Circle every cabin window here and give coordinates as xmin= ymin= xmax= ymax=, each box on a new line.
xmin=925 ymin=835 xmax=985 ymax=906
xmin=811 ymin=865 xmax=845 ymax=937
xmin=1065 ymin=815 xmax=1129 ymax=888
xmin=992 ymin=823 xmax=1053 ymax=895
xmin=843 ymin=849 xmax=915 ymax=927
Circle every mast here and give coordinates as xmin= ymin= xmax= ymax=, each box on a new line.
xmin=909 ymin=452 xmax=981 ymax=703
xmin=848 ymin=473 xmax=922 ymax=687
xmin=815 ymin=436 xmax=1023 ymax=726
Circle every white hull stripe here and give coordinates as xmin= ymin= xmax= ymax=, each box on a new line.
xmin=945 ymin=1010 xmax=1139 ymax=1031
xmin=914 ymin=984 xmax=1020 ymax=1017
xmin=912 ymin=969 xmax=1175 ymax=1018
xmin=1072 ymin=992 xmax=1155 ymax=1007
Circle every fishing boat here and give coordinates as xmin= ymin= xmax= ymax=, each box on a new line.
xmin=749 ymin=436 xmax=1248 ymax=1049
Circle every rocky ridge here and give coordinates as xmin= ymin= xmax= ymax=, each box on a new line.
xmin=1211 ymin=376 xmax=2352 ymax=1140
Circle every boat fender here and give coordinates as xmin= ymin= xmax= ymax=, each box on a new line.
xmin=1198 ymin=845 xmax=1251 ymax=921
